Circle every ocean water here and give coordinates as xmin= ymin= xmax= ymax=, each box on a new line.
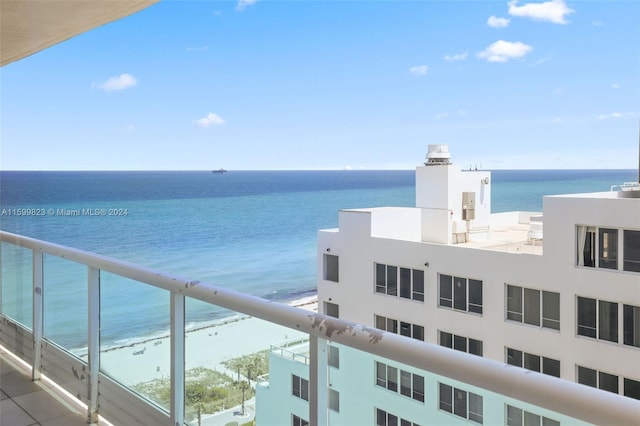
xmin=0 ymin=169 xmax=636 ymax=349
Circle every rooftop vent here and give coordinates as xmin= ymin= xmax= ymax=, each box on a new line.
xmin=425 ymin=144 xmax=451 ymax=166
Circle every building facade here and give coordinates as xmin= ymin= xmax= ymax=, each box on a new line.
xmin=257 ymin=145 xmax=640 ymax=425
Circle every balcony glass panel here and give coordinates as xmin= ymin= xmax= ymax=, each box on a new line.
xmin=0 ymin=242 xmax=33 ymax=328
xmin=185 ymin=299 xmax=308 ymax=425
xmin=42 ymin=255 xmax=87 ymax=352
xmin=99 ymin=272 xmax=170 ymax=410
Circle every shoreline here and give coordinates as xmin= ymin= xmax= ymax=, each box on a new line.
xmin=95 ymin=295 xmax=317 ymax=386
xmin=73 ymin=293 xmax=318 ymax=357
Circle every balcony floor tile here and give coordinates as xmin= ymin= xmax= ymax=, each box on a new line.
xmin=0 ymin=346 xmax=108 ymax=425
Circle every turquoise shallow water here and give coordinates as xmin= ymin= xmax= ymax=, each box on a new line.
xmin=0 ymin=169 xmax=636 ymax=348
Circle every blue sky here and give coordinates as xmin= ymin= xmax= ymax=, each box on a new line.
xmin=1 ymin=0 xmax=639 ymax=170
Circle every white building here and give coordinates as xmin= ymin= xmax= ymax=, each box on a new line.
xmin=257 ymin=145 xmax=640 ymax=426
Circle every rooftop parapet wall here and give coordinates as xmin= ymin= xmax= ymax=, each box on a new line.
xmin=370 ymin=207 xmax=422 ymax=241
xmin=335 ymin=208 xmax=544 ymax=246
xmin=339 ymin=208 xmax=448 ymax=243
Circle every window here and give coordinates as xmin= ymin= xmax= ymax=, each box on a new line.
xmin=577 ymin=297 xmax=622 ymax=343
xmin=292 ymin=375 xmax=308 ymax=401
xmin=376 ymin=264 xmax=397 ymax=296
xmin=577 ymin=366 xmax=618 ymax=394
xmin=577 ymin=296 xmax=596 ymax=338
xmin=328 ymin=345 xmax=339 ymax=368
xmin=376 ymin=361 xmax=424 ymax=402
xmin=400 ymin=267 xmax=411 ymax=298
xmin=376 ymin=361 xmax=397 ymax=391
xmin=623 ymin=304 xmax=640 ymax=348
xmin=507 ymin=285 xmax=559 ymax=330
xmin=439 ymin=274 xmax=483 ymax=314
xmin=400 ymin=370 xmax=411 ymax=398
xmin=577 ymin=225 xmax=640 ymax=272
xmin=439 ymin=331 xmax=483 ymax=356
xmin=329 ymin=389 xmax=339 ymax=412
xmin=375 ymin=315 xmax=424 ymax=341
xmin=376 ymin=408 xmax=421 ymax=426
xmin=323 ymin=254 xmax=339 ymax=282
xmin=375 ymin=314 xmax=398 ymax=334
xmin=623 ymin=230 xmax=640 ymax=272
xmin=324 ymin=301 xmax=339 ymax=318
xmin=506 ymin=405 xmax=560 ymax=426
xmin=578 ymin=367 xmax=640 ymax=401
xmin=599 ymin=300 xmax=618 ymax=342
xmin=412 ymin=270 xmax=425 ymax=301
xmin=577 ymin=225 xmax=596 ymax=267
xmin=506 ymin=348 xmax=560 ymax=377
xmin=624 ymin=378 xmax=640 ymax=400
xmin=292 ymin=414 xmax=309 ymax=426
xmin=439 ymin=383 xmax=483 ymax=424
xmin=375 ymin=263 xmax=424 ymax=301
xmin=412 ymin=374 xmax=425 ymax=402
xmin=599 ymin=228 xmax=618 ymax=269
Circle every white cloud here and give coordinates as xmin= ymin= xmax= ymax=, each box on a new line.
xmin=194 ymin=112 xmax=225 ymax=128
xmin=187 ymin=46 xmax=209 ymax=52
xmin=596 ymin=112 xmax=637 ymax=120
xmin=477 ymin=40 xmax=533 ymax=62
xmin=236 ymin=0 xmax=257 ymax=11
xmin=508 ymin=0 xmax=574 ymax=24
xmin=444 ymin=52 xmax=468 ymax=62
xmin=611 ymin=83 xmax=620 ymax=89
xmin=433 ymin=112 xmax=449 ymax=120
xmin=409 ymin=65 xmax=429 ymax=76
xmin=592 ymin=20 xmax=603 ymax=27
xmin=96 ymin=73 xmax=137 ymax=91
xmin=487 ymin=16 xmax=510 ymax=28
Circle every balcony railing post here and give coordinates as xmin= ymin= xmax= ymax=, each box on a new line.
xmin=170 ymin=292 xmax=185 ymax=426
xmin=309 ymin=335 xmax=329 ymax=425
xmin=87 ymin=266 xmax=100 ymax=424
xmin=309 ymin=335 xmax=318 ymax=426
xmin=32 ymin=249 xmax=43 ymax=381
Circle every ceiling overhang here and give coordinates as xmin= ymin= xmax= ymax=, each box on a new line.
xmin=1 ymin=0 xmax=159 ymax=67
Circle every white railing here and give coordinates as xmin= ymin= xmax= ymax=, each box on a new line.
xmin=611 ymin=181 xmax=640 ymax=191
xmin=270 ymin=340 xmax=310 ymax=365
xmin=1 ymin=230 xmax=639 ymax=425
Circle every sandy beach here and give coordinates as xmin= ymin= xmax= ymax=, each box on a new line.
xmin=98 ymin=295 xmax=317 ymax=386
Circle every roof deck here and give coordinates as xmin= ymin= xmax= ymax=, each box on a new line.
xmin=457 ymin=222 xmax=543 ymax=255
xmin=335 ymin=207 xmax=544 ymax=255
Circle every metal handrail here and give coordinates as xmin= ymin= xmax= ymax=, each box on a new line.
xmin=1 ymin=230 xmax=639 ymax=425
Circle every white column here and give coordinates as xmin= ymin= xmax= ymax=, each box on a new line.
xmin=87 ymin=267 xmax=100 ymax=423
xmin=170 ymin=292 xmax=185 ymax=426
xmin=32 ymin=250 xmax=43 ymax=381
